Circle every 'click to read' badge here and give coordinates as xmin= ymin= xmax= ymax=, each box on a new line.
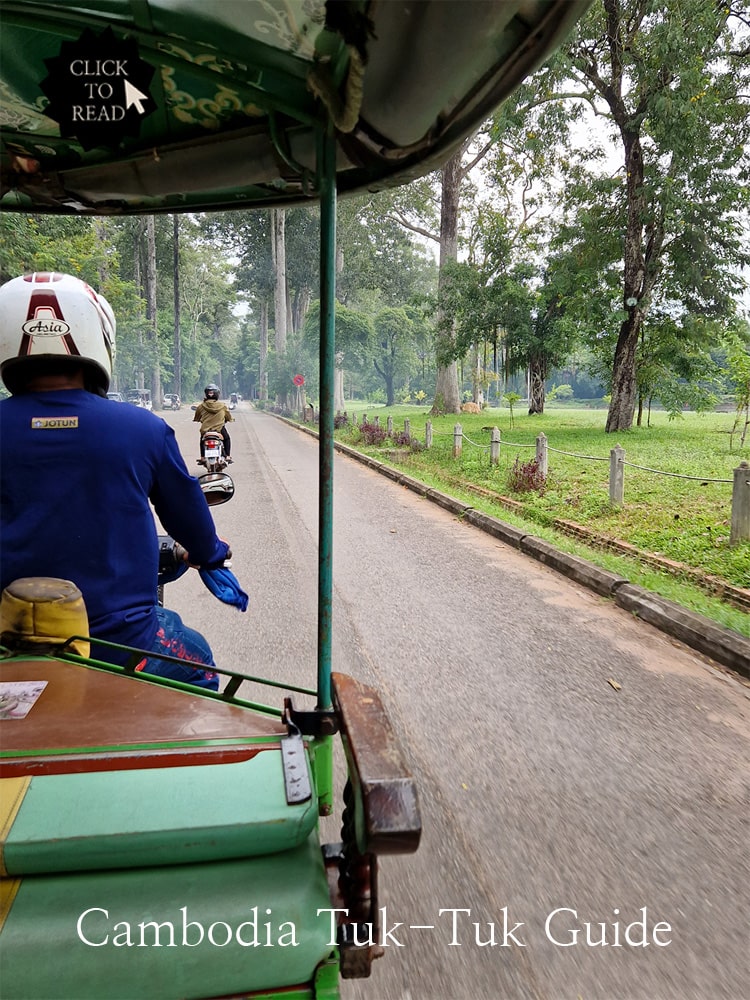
xmin=40 ymin=26 xmax=155 ymax=150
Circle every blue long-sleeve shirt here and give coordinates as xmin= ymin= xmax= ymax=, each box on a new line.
xmin=0 ymin=389 xmax=229 ymax=662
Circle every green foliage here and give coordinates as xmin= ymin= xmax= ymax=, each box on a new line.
xmin=336 ymin=191 xmax=437 ymax=310
xmin=372 ymin=306 xmax=416 ymax=405
xmin=303 ymin=300 xmax=372 ymax=362
xmin=0 ymin=214 xmax=113 ymax=284
xmin=503 ymin=391 xmax=521 ymax=428
xmin=548 ymin=384 xmax=574 ymax=401
xmin=725 ymin=342 xmax=750 ymax=410
xmin=266 ymin=329 xmax=317 ymax=402
xmin=724 ymin=335 xmax=750 ymax=447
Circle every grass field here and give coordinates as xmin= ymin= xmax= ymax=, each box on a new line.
xmin=331 ymin=403 xmax=750 ymax=638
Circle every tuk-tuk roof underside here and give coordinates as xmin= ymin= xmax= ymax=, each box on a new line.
xmin=0 ymin=0 xmax=588 ymax=215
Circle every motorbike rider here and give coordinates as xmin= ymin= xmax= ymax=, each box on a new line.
xmin=194 ymin=383 xmax=233 ymax=464
xmin=0 ymin=272 xmax=230 ymax=690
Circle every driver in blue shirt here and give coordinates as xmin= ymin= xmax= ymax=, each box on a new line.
xmin=0 ymin=272 xmax=229 ymax=690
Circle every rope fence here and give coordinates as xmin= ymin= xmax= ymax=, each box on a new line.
xmin=348 ymin=413 xmax=750 ymax=543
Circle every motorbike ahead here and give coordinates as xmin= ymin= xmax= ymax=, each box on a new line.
xmin=199 ymin=429 xmax=228 ymax=474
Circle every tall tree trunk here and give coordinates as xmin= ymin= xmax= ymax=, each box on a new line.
xmin=92 ymin=219 xmax=109 ymax=287
xmin=606 ymin=128 xmax=645 ymax=433
xmin=606 ymin=311 xmax=641 ymax=432
xmin=92 ymin=219 xmax=113 ymax=382
xmin=431 ymin=152 xmax=462 ymax=415
xmin=173 ymin=215 xmax=182 ymax=398
xmin=272 ymin=208 xmax=288 ymax=407
xmin=472 ymin=344 xmax=483 ymax=405
xmin=134 ymin=220 xmax=144 ymax=390
xmin=293 ymin=286 xmax=311 ymax=333
xmin=272 ymin=208 xmax=287 ymax=355
xmin=385 ymin=373 xmax=395 ymax=407
xmin=528 ymin=357 xmax=546 ymax=414
xmin=259 ymin=300 xmax=268 ymax=401
xmin=333 ymin=354 xmax=345 ymax=412
xmin=145 ymin=215 xmax=161 ymax=407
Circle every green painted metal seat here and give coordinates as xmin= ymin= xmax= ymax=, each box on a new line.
xmin=2 ymin=750 xmax=318 ymax=876
xmin=0 ymin=833 xmax=337 ymax=999
xmin=1 ymin=657 xmax=316 ymax=875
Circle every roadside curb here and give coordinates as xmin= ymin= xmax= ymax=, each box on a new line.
xmin=278 ymin=417 xmax=750 ymax=681
xmin=612 ymin=585 xmax=750 ymax=678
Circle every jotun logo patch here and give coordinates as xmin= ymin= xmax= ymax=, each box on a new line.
xmin=31 ymin=417 xmax=79 ymax=429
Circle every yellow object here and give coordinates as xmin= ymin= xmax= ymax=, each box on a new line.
xmin=0 ymin=877 xmax=22 ymax=933
xmin=0 ymin=578 xmax=89 ymax=657
xmin=0 ymin=778 xmax=31 ymax=877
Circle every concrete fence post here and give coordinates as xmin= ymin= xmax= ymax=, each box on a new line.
xmin=453 ymin=423 xmax=463 ymax=459
xmin=373 ymin=415 xmax=380 ymax=428
xmin=536 ymin=432 xmax=548 ymax=476
xmin=387 ymin=416 xmax=393 ymax=436
xmin=490 ymin=427 xmax=501 ymax=466
xmin=425 ymin=420 xmax=433 ymax=449
xmin=404 ymin=418 xmax=411 ymax=440
xmin=609 ymin=444 xmax=625 ymax=505
xmin=361 ymin=413 xmax=367 ymax=426
xmin=730 ymin=461 xmax=750 ymax=544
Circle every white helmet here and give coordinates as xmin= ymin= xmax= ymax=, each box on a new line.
xmin=0 ymin=272 xmax=115 ymax=395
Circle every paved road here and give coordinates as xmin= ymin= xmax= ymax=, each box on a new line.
xmin=164 ymin=406 xmax=749 ymax=1000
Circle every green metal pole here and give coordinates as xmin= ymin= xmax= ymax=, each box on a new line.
xmin=317 ymin=126 xmax=336 ymax=712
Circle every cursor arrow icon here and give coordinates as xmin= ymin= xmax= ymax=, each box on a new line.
xmin=124 ymin=80 xmax=148 ymax=114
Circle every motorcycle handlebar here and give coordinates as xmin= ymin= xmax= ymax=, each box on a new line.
xmin=158 ymin=536 xmax=187 ymax=578
xmin=157 ymin=536 xmax=232 ymax=584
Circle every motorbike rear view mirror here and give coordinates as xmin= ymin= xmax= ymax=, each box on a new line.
xmin=198 ymin=472 xmax=235 ymax=506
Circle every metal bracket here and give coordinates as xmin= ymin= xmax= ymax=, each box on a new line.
xmin=282 ymin=696 xmax=339 ymax=737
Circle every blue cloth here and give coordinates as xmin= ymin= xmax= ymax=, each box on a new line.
xmin=199 ymin=567 xmax=249 ymax=612
xmin=0 ymin=389 xmax=230 ymax=667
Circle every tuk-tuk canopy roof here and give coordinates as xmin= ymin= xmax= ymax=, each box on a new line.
xmin=0 ymin=0 xmax=588 ymax=216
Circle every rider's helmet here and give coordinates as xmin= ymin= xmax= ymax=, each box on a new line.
xmin=0 ymin=272 xmax=115 ymax=396
xmin=204 ymin=383 xmax=220 ymax=400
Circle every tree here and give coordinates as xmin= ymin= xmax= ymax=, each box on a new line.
xmin=200 ymin=211 xmax=274 ymax=399
xmin=723 ymin=321 xmax=750 ymax=448
xmin=432 ymin=151 xmax=464 ymax=415
xmin=144 ymin=216 xmax=161 ymax=406
xmin=173 ymin=215 xmax=182 ymax=397
xmin=0 ymin=214 xmax=109 ymax=283
xmin=340 ymin=149 xmax=486 ymax=415
xmin=272 ymin=208 xmax=287 ymax=355
xmin=372 ymin=307 xmax=415 ymax=406
xmin=634 ymin=313 xmax=724 ymax=423
xmin=302 ymin=301 xmax=372 ymax=411
xmin=284 ymin=207 xmax=319 ymax=333
xmin=336 ymin=192 xmax=436 ymax=311
xmin=546 ymin=0 xmax=750 ymax=431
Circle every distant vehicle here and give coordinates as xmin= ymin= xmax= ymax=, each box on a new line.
xmin=229 ymin=392 xmax=238 ymax=409
xmin=162 ymin=393 xmax=181 ymax=410
xmin=126 ymin=389 xmax=152 ymax=410
xmin=106 ymin=391 xmax=123 ymax=402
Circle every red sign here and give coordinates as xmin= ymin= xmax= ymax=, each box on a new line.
xmin=292 ymin=374 xmax=305 ymax=386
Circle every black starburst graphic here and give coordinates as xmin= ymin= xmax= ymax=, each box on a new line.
xmin=41 ymin=26 xmax=156 ymax=151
